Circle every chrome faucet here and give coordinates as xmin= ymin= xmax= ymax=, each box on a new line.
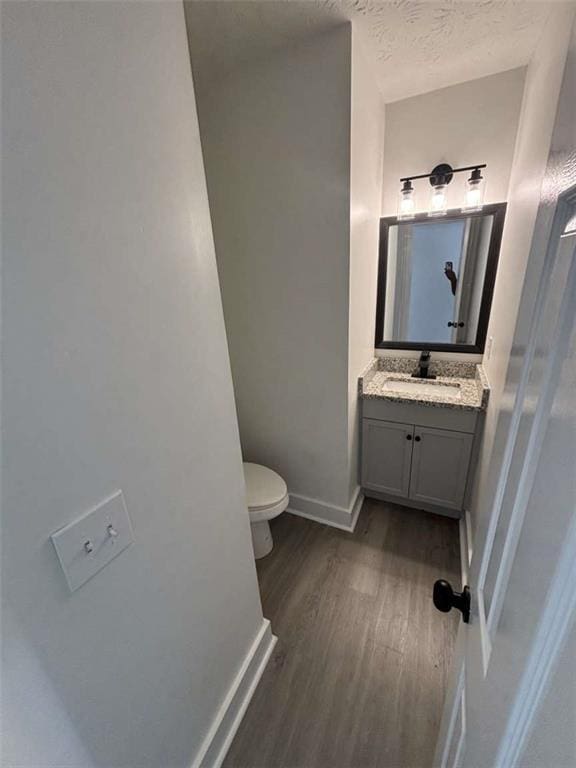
xmin=412 ymin=350 xmax=436 ymax=380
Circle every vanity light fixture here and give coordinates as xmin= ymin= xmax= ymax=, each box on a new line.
xmin=397 ymin=179 xmax=415 ymax=219
xmin=427 ymin=163 xmax=452 ymax=217
xmin=429 ymin=184 xmax=448 ymax=215
xmin=398 ymin=163 xmax=487 ymax=217
xmin=462 ymin=167 xmax=486 ymax=212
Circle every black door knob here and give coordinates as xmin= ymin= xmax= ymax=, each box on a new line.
xmin=406 ymin=434 xmax=412 ymax=440
xmin=447 ymin=321 xmax=455 ymax=327
xmin=414 ymin=435 xmax=421 ymax=442
xmin=433 ymin=580 xmax=471 ymax=623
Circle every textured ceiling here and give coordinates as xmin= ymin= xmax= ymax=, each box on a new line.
xmin=186 ymin=0 xmax=551 ymax=102
xmin=331 ymin=0 xmax=551 ymax=101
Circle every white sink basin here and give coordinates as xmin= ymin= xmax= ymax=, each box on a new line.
xmin=381 ymin=378 xmax=461 ymax=398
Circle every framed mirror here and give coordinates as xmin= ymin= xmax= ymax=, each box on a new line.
xmin=375 ymin=203 xmax=506 ymax=353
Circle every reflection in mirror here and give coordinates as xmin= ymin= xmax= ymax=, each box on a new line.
xmin=376 ymin=205 xmax=505 ymax=352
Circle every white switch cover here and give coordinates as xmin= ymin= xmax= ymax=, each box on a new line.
xmin=486 ymin=335 xmax=494 ymax=360
xmin=51 ymin=490 xmax=134 ymax=592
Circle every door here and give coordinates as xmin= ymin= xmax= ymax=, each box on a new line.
xmin=409 ymin=426 xmax=473 ymax=511
xmin=361 ymin=418 xmax=413 ymax=497
xmin=435 ymin=27 xmax=576 ymax=768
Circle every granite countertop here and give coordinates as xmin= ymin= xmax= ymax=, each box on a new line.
xmin=358 ymin=357 xmax=490 ymax=412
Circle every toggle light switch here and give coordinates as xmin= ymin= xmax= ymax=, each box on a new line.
xmin=51 ymin=490 xmax=134 ymax=592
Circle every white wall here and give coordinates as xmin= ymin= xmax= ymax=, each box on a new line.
xmin=190 ymin=23 xmax=354 ymax=514
xmin=468 ymin=5 xmax=576 ymax=541
xmin=1 ymin=3 xmax=264 ymax=766
xmin=348 ymin=33 xmax=385 ymax=500
xmin=381 ymin=68 xmax=526 ymax=216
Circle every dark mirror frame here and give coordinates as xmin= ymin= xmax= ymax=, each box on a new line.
xmin=374 ymin=203 xmax=507 ymax=354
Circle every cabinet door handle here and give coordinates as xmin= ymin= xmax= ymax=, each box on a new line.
xmin=406 ymin=434 xmax=412 ymax=441
xmin=414 ymin=436 xmax=421 ymax=442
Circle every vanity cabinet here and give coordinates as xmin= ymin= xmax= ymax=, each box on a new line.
xmin=408 ymin=425 xmax=473 ymax=511
xmin=361 ymin=400 xmax=480 ymax=517
xmin=361 ymin=419 xmax=413 ymax=498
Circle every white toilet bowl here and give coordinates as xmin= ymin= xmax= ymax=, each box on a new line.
xmin=243 ymin=462 xmax=289 ymax=559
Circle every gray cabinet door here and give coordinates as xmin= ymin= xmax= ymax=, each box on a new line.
xmin=409 ymin=426 xmax=473 ymax=510
xmin=361 ymin=418 xmax=413 ymax=497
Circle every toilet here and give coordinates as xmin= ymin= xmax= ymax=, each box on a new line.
xmin=243 ymin=462 xmax=289 ymax=559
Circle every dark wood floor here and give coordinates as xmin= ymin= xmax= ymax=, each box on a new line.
xmin=224 ymin=499 xmax=460 ymax=768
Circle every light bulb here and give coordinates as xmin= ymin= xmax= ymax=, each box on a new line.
xmin=398 ymin=180 xmax=415 ymax=220
xmin=428 ymin=184 xmax=447 ymax=216
xmin=462 ymin=168 xmax=485 ymax=212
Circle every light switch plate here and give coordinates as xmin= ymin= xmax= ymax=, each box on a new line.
xmin=486 ymin=335 xmax=494 ymax=360
xmin=51 ymin=490 xmax=134 ymax=592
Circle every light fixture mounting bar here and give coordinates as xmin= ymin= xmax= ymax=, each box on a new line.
xmin=400 ymin=163 xmax=486 ymax=183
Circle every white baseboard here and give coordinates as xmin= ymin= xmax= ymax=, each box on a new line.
xmin=287 ymin=486 xmax=363 ymax=533
xmin=191 ymin=618 xmax=277 ymax=768
xmin=459 ymin=511 xmax=473 ymax=586
xmin=465 ymin=509 xmax=473 ymax=563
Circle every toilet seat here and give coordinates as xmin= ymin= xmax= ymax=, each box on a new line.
xmin=243 ymin=462 xmax=288 ymax=521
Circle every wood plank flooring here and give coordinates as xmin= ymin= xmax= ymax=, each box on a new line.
xmin=224 ymin=498 xmax=460 ymax=768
